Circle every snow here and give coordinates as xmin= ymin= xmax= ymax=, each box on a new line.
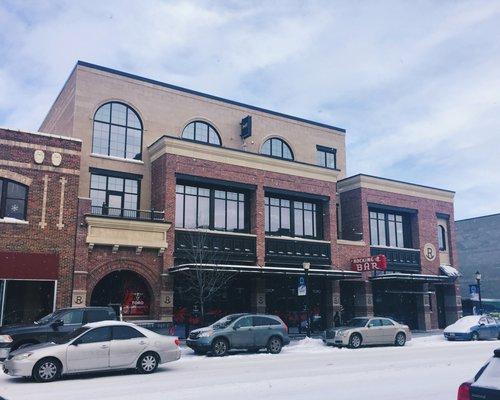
xmin=444 ymin=316 xmax=481 ymax=333
xmin=440 ymin=264 xmax=460 ymax=277
xmin=1 ymin=334 xmax=499 ymax=400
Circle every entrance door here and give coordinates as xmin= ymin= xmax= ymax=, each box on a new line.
xmin=436 ymin=287 xmax=447 ymax=329
xmin=107 ymin=192 xmax=123 ymax=216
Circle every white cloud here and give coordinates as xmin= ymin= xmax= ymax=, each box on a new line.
xmin=1 ymin=0 xmax=499 ymax=219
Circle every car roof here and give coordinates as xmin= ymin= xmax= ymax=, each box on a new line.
xmin=83 ymin=320 xmax=134 ymax=329
xmin=59 ymin=306 xmax=113 ymax=311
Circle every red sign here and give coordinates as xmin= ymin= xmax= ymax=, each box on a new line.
xmin=350 ymin=255 xmax=387 ymax=272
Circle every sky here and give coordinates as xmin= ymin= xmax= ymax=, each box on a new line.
xmin=1 ymin=0 xmax=499 ymax=220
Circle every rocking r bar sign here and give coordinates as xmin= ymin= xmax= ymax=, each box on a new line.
xmin=350 ymin=255 xmax=387 ymax=272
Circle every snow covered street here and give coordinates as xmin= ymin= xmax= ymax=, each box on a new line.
xmin=0 ymin=334 xmax=498 ymax=400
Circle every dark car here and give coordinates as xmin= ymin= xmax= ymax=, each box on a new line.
xmin=186 ymin=313 xmax=290 ymax=356
xmin=0 ymin=306 xmax=117 ymax=360
xmin=444 ymin=315 xmax=500 ymax=341
xmin=457 ymin=348 xmax=500 ymax=400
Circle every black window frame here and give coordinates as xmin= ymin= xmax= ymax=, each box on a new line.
xmin=261 ymin=138 xmax=294 ymax=161
xmin=181 ymin=121 xmax=222 ymax=146
xmin=92 ymin=101 xmax=143 ymax=160
xmin=316 ymin=145 xmax=337 ymax=169
xmin=369 ymin=208 xmax=412 ymax=248
xmin=265 ymin=194 xmax=323 ymax=240
xmin=0 ymin=178 xmax=29 ymax=220
xmin=175 ymin=182 xmax=250 ymax=233
xmin=438 ymin=224 xmax=447 ymax=251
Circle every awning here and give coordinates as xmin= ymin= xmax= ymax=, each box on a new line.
xmin=0 ymin=251 xmax=59 ymax=280
xmin=370 ymin=272 xmax=453 ymax=283
xmin=168 ymin=263 xmax=362 ymax=279
xmin=440 ymin=264 xmax=460 ymax=278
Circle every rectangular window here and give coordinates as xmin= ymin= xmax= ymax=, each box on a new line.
xmin=175 ymin=184 xmax=247 ymax=232
xmin=90 ymin=173 xmax=140 ymax=215
xmin=369 ymin=209 xmax=410 ymax=248
xmin=265 ymin=196 xmax=321 ymax=239
xmin=316 ymin=145 xmax=337 ymax=169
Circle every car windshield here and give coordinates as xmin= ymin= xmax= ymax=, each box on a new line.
xmin=211 ymin=314 xmax=245 ymax=329
xmin=35 ymin=310 xmax=65 ymax=325
xmin=346 ymin=318 xmax=369 ymax=328
xmin=54 ymin=327 xmax=90 ymax=344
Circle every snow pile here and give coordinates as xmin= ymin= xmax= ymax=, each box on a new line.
xmin=285 ymin=337 xmax=328 ymax=354
xmin=440 ymin=264 xmax=460 ymax=277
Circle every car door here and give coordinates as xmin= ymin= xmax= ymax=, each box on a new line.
xmin=230 ymin=316 xmax=254 ymax=349
xmin=478 ymin=317 xmax=490 ymax=339
xmin=364 ymin=319 xmax=384 ymax=344
xmin=485 ymin=317 xmax=497 ymax=339
xmin=253 ymin=316 xmax=274 ymax=348
xmin=380 ymin=318 xmax=398 ymax=344
xmin=109 ymin=326 xmax=148 ymax=368
xmin=66 ymin=326 xmax=111 ymax=372
xmin=49 ymin=309 xmax=84 ymax=342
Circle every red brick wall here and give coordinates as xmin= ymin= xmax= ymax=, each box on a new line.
xmin=0 ymin=128 xmax=81 ymax=308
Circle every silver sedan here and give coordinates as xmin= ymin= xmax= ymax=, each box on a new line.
xmin=2 ymin=320 xmax=181 ymax=382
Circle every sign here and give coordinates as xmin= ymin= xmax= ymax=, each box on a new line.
xmin=423 ymin=243 xmax=437 ymax=261
xmin=72 ymin=290 xmax=87 ymax=308
xmin=469 ymin=284 xmax=479 ymax=301
xmin=298 ymin=275 xmax=307 ymax=296
xmin=240 ymin=115 xmax=252 ymax=139
xmin=350 ymin=255 xmax=387 ymax=272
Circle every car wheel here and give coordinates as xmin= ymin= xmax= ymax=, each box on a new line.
xmin=32 ymin=358 xmax=61 ymax=383
xmin=137 ymin=352 xmax=159 ymax=374
xmin=395 ymin=332 xmax=406 ymax=346
xmin=471 ymin=331 xmax=479 ymax=341
xmin=267 ymin=337 xmax=283 ymax=354
xmin=211 ymin=338 xmax=229 ymax=357
xmin=348 ymin=333 xmax=362 ymax=349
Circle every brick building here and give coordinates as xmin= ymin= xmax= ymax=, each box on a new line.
xmin=0 ymin=61 xmax=461 ymax=332
xmin=0 ymin=127 xmax=81 ymax=325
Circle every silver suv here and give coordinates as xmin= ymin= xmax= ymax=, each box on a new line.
xmin=186 ymin=314 xmax=290 ymax=356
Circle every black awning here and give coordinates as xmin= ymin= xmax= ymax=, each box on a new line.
xmin=168 ymin=263 xmax=361 ymax=279
xmin=370 ymin=272 xmax=453 ymax=283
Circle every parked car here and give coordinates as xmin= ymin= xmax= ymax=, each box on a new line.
xmin=186 ymin=313 xmax=290 ymax=356
xmin=0 ymin=306 xmax=117 ymax=360
xmin=2 ymin=320 xmax=181 ymax=382
xmin=457 ymin=348 xmax=500 ymax=400
xmin=444 ymin=315 xmax=500 ymax=341
xmin=323 ymin=317 xmax=411 ymax=348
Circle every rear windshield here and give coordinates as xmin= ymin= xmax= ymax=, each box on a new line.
xmin=474 ymin=358 xmax=500 ymax=390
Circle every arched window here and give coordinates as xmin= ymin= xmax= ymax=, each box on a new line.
xmin=261 ymin=138 xmax=294 ymax=160
xmin=92 ymin=102 xmax=143 ymax=160
xmin=438 ymin=224 xmax=447 ymax=251
xmin=182 ymin=121 xmax=221 ymax=146
xmin=0 ymin=179 xmax=28 ymax=220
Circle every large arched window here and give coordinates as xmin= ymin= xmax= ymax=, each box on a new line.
xmin=182 ymin=121 xmax=221 ymax=146
xmin=0 ymin=179 xmax=28 ymax=220
xmin=438 ymin=224 xmax=447 ymax=251
xmin=92 ymin=102 xmax=143 ymax=160
xmin=261 ymin=138 xmax=294 ymax=160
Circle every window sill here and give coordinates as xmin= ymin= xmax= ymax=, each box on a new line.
xmin=175 ymin=227 xmax=256 ymax=237
xmin=337 ymin=239 xmax=366 ymax=247
xmin=90 ymin=153 xmax=145 ymax=165
xmin=265 ymin=235 xmax=330 ymax=244
xmin=370 ymin=245 xmax=420 ymax=251
xmin=0 ymin=218 xmax=29 ymax=225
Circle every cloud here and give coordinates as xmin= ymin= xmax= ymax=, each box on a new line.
xmin=1 ymin=0 xmax=499 ymax=219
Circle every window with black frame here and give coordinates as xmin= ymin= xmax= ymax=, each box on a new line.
xmin=261 ymin=138 xmax=294 ymax=160
xmin=265 ymin=196 xmax=321 ymax=239
xmin=316 ymin=145 xmax=337 ymax=169
xmin=175 ymin=184 xmax=247 ymax=232
xmin=181 ymin=121 xmax=221 ymax=146
xmin=369 ymin=210 xmax=410 ymax=248
xmin=438 ymin=224 xmax=447 ymax=251
xmin=0 ymin=178 xmax=28 ymax=220
xmin=90 ymin=173 xmax=140 ymax=217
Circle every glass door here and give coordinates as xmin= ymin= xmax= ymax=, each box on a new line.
xmin=107 ymin=192 xmax=123 ymax=216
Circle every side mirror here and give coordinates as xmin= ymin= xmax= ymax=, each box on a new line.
xmin=479 ymin=322 xmax=485 ymax=326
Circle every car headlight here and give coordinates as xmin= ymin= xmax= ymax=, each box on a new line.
xmin=0 ymin=335 xmax=12 ymax=343
xmin=337 ymin=331 xmax=345 ymax=337
xmin=198 ymin=331 xmax=213 ymax=338
xmin=13 ymin=352 xmax=33 ymax=361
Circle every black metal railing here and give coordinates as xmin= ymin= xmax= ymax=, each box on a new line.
xmin=265 ymin=237 xmax=331 ymax=267
xmin=370 ymin=246 xmax=421 ymax=273
xmin=174 ymin=229 xmax=257 ymax=263
xmin=90 ymin=205 xmax=165 ymax=222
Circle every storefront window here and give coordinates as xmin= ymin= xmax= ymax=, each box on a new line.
xmin=175 ymin=184 xmax=247 ymax=232
xmin=369 ymin=210 xmax=410 ymax=248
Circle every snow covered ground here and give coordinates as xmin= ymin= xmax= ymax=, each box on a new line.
xmin=0 ymin=334 xmax=498 ymax=400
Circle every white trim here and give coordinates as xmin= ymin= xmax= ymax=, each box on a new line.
xmin=90 ymin=153 xmax=144 ymax=165
xmin=337 ymin=239 xmax=366 ymax=247
xmin=0 ymin=126 xmax=82 ymax=143
xmin=266 ymin=235 xmax=331 ymax=244
xmin=176 ymin=228 xmax=257 ymax=238
xmin=370 ymin=245 xmax=420 ymax=252
xmin=0 ymin=218 xmax=29 ymax=225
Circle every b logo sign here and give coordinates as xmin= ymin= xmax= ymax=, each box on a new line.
xmin=423 ymin=243 xmax=436 ymax=261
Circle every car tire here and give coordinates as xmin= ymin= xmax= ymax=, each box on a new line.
xmin=137 ymin=352 xmax=159 ymax=374
xmin=211 ymin=338 xmax=229 ymax=357
xmin=395 ymin=332 xmax=406 ymax=346
xmin=471 ymin=331 xmax=479 ymax=341
xmin=32 ymin=358 xmax=61 ymax=383
xmin=348 ymin=333 xmax=362 ymax=349
xmin=267 ymin=337 xmax=283 ymax=354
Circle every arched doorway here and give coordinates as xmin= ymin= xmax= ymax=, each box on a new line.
xmin=90 ymin=270 xmax=152 ymax=318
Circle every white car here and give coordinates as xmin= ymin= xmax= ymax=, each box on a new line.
xmin=2 ymin=320 xmax=181 ymax=382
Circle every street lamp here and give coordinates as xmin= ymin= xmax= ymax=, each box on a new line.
xmin=302 ymin=262 xmax=311 ymax=337
xmin=475 ymin=270 xmax=483 ymax=315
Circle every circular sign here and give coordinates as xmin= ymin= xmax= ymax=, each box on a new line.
xmin=34 ymin=149 xmax=45 ymax=164
xmin=51 ymin=152 xmax=62 ymax=167
xmin=423 ymin=243 xmax=437 ymax=261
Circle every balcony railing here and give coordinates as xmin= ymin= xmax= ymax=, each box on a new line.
xmin=174 ymin=229 xmax=257 ymax=263
xmin=370 ymin=246 xmax=421 ymax=273
xmin=90 ymin=206 xmax=165 ymax=222
xmin=265 ymin=237 xmax=331 ymax=267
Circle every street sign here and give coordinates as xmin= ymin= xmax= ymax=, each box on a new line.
xmin=298 ymin=275 xmax=306 ymax=296
xmin=469 ymin=284 xmax=479 ymax=301
xmin=350 ymin=255 xmax=387 ymax=272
